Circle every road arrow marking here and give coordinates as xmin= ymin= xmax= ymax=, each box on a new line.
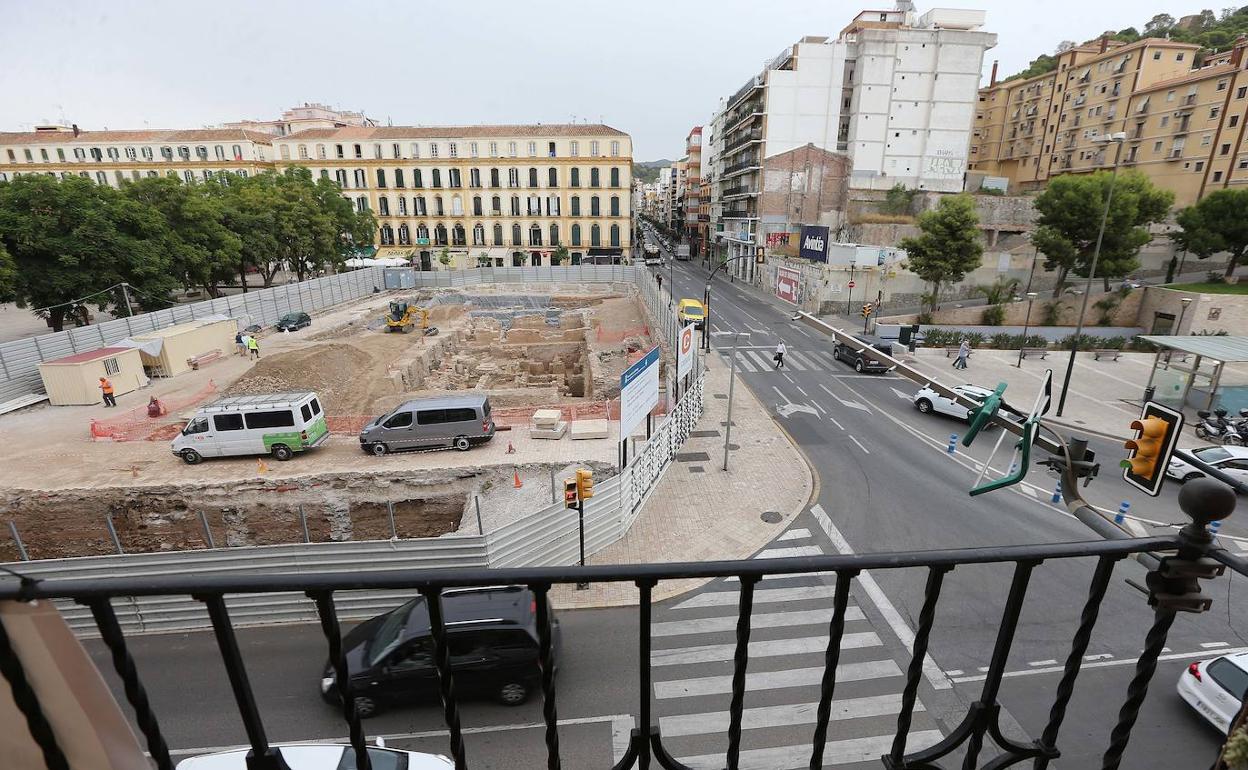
xmin=891 ymin=386 xmax=914 ymax=401
xmin=818 ymin=383 xmax=871 ymax=413
xmin=778 ymin=402 xmax=820 ymax=419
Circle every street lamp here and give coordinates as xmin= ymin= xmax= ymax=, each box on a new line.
xmin=1016 ymin=291 xmax=1039 ymax=368
xmin=1175 ymin=296 xmax=1193 ymax=335
xmin=714 ymin=330 xmax=750 ymax=471
xmin=1056 ymin=132 xmax=1127 ymax=417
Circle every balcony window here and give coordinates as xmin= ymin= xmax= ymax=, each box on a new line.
xmin=413 ymin=169 xmax=423 ymax=188
xmin=490 ymin=168 xmax=500 ymax=187
xmin=591 ymin=196 xmax=600 ymax=216
xmin=491 ymin=195 xmax=501 ymax=214
xmin=591 ymin=224 xmax=601 ymax=246
xmin=571 ymin=168 xmax=580 ymax=187
xmin=452 ymin=196 xmax=463 ymax=216
xmin=590 ymin=168 xmax=600 ymax=187
xmin=529 ymin=168 xmax=539 ymax=187
xmin=449 ymin=168 xmax=461 ymax=188
xmin=376 ymin=169 xmax=387 ymax=188
xmin=571 ymin=223 xmax=582 ymax=246
xmin=435 ymin=196 xmax=445 ymax=216
xmin=548 ymin=167 xmax=558 ymax=187
xmin=398 ymin=196 xmax=407 ymax=215
xmin=473 ymin=223 xmax=485 ymax=245
xmin=417 ymin=224 xmax=429 ymax=241
xmin=610 ymin=224 xmax=620 ymax=247
xmin=473 ymin=196 xmax=483 ymax=216
xmin=435 ymin=224 xmax=448 ymax=245
xmin=529 ymin=224 xmax=542 ymax=246
xmin=356 ymin=196 xmax=368 ymax=212
xmin=571 ymin=196 xmax=581 ymax=216
xmin=470 ymin=168 xmax=481 ymax=187
xmin=509 ymin=168 xmax=519 ymax=187
xmin=398 ymin=223 xmax=410 ymax=244
xmin=334 ymin=169 xmax=348 ymax=187
xmin=610 ymin=196 xmax=620 ymax=216
xmin=453 ymin=224 xmax=466 ymax=245
xmin=493 ymin=223 xmax=503 ymax=245
xmin=380 ymin=224 xmax=394 ymax=244
xmin=610 ymin=168 xmax=620 ymax=187
xmin=510 ymin=196 xmax=521 ymax=216
xmin=511 ymin=223 xmax=522 ymax=245
xmin=395 ymin=169 xmax=405 ymax=188
xmin=432 ymin=169 xmax=442 ymax=188
xmin=550 ymin=223 xmax=559 ymax=245
xmin=449 ymin=142 xmax=458 ymax=158
xmin=378 ymin=197 xmax=390 ymax=216
xmin=570 ymin=141 xmax=579 ymax=157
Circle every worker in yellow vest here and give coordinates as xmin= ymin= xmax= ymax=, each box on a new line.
xmin=99 ymin=377 xmax=117 ymax=407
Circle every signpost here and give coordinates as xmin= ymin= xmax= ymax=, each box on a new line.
xmin=619 ymin=346 xmax=661 ymax=467
xmin=775 ymin=267 xmax=800 ymax=304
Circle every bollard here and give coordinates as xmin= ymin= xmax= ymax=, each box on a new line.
xmin=105 ymin=514 xmax=124 ymax=555
xmin=947 ymin=434 xmax=958 ymax=454
xmin=474 ymin=496 xmax=484 ymax=536
xmin=386 ymin=500 xmax=398 ymax=540
xmin=199 ymin=510 xmax=216 ymax=549
xmin=299 ymin=505 xmax=310 ymax=543
xmin=1115 ymin=500 xmax=1130 ymax=525
xmin=8 ymin=521 xmax=28 ymax=561
xmin=1210 ymin=520 xmax=1222 ymax=538
xmin=550 ymin=469 xmax=556 ymax=504
xmin=1051 ymin=480 xmax=1063 ymax=504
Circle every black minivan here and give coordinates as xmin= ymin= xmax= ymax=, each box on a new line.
xmin=320 ymin=586 xmax=559 ymax=717
xmin=832 ymin=334 xmax=893 ymax=374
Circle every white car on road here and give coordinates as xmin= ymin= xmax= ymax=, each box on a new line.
xmin=1177 ymin=652 xmax=1248 ymax=733
xmin=178 ymin=744 xmax=452 ymax=770
xmin=1165 ymin=444 xmax=1248 ymax=486
xmin=913 ymin=384 xmax=998 ymax=422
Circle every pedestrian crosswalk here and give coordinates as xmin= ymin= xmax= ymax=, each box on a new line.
xmin=721 ymin=348 xmax=844 ymax=373
xmin=650 ymin=529 xmax=944 ymax=769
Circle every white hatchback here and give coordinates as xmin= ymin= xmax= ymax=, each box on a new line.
xmin=913 ymin=384 xmax=998 ymax=422
xmin=1177 ymin=652 xmax=1248 ymax=733
xmin=177 ymin=744 xmax=452 ymax=770
xmin=1166 ymin=444 xmax=1248 ymax=486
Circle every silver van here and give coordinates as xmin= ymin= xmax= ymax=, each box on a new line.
xmin=359 ymin=395 xmax=495 ymax=455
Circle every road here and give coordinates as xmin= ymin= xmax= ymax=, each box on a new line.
xmin=81 ymin=238 xmax=1247 ymax=768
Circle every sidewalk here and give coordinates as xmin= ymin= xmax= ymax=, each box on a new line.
xmin=552 ymin=352 xmax=814 ymax=608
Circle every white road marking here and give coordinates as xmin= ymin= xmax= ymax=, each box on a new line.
xmin=1200 ymin=641 xmax=1231 ymax=649
xmin=891 ymin=386 xmax=915 ymax=400
xmin=811 ymin=401 xmax=827 ymax=415
xmin=733 ymin=354 xmax=758 ymax=373
xmin=654 ymin=659 xmax=899 ymax=698
xmin=651 ymin=607 xmax=865 ymax=637
xmin=670 ymin=583 xmax=835 ymax=610
xmin=1084 ymin=653 xmax=1113 ymax=661
xmin=784 ymin=356 xmax=808 ymax=372
xmin=828 ymin=416 xmax=844 ymax=430
xmin=950 ymin=647 xmax=1248 ymax=683
xmin=783 ymin=373 xmax=796 ymax=383
xmin=746 ymin=351 xmax=773 ymax=370
xmin=795 ymin=385 xmax=810 ymax=398
xmin=849 ymin=435 xmax=871 ymax=454
xmin=678 ymin=731 xmax=943 ymax=770
xmin=788 ymin=351 xmax=820 ymax=369
xmin=945 ymin=669 xmax=965 ymax=677
xmin=812 ymin=504 xmax=952 ymax=691
xmin=776 ymin=527 xmax=812 ymax=541
xmin=772 ymin=386 xmax=789 ymax=403
xmin=1028 ymin=660 xmax=1059 ymax=667
xmin=818 ymin=382 xmax=871 ymax=413
xmin=612 ymin=716 xmax=635 ymax=765
xmin=777 ymin=402 xmax=820 ymax=419
xmin=660 ymin=693 xmax=916 ymax=737
xmin=652 ymin=632 xmax=881 ymax=667
xmin=757 ymin=545 xmax=824 ymax=559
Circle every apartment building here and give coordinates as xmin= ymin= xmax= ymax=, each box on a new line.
xmin=683 ymin=127 xmax=703 ymax=252
xmin=222 ymin=102 xmax=375 ymax=137
xmin=969 ymin=36 xmax=1203 ymax=196
xmin=271 ymin=124 xmax=632 ymax=267
xmin=0 ymin=125 xmax=274 ymax=187
xmin=708 ymin=3 xmax=994 ymax=279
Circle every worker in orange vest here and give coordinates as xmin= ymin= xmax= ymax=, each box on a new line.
xmin=99 ymin=377 xmax=117 ymax=407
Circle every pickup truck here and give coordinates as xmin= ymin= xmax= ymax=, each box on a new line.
xmin=675 ymin=244 xmax=691 ymax=261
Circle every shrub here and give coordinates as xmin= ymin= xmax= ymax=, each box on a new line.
xmin=1100 ymin=336 xmax=1127 ymax=349
xmin=882 ymin=184 xmax=917 ymax=215
xmin=1058 ymin=333 xmax=1102 ymax=349
xmin=1207 ymin=271 xmax=1226 ymax=284
xmin=1039 ymin=301 xmax=1064 ymax=326
xmin=978 ymin=187 xmax=1005 ymax=196
xmin=917 ymin=312 xmax=933 ymax=325
xmin=1025 ymin=334 xmax=1050 ymax=348
xmin=963 ymin=332 xmax=986 ymax=347
xmin=982 ymin=305 xmax=1006 ymax=326
xmin=1127 ymin=336 xmax=1158 ymax=352
xmin=852 ymin=213 xmax=916 ymax=225
xmin=990 ymin=332 xmax=1023 ymax=349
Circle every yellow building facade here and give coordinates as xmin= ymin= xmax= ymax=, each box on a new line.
xmin=271 ymin=125 xmax=633 ymax=267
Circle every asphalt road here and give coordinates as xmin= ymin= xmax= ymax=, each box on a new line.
xmin=78 ymin=238 xmax=1248 ymax=768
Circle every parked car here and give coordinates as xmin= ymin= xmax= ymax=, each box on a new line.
xmin=360 ymin=395 xmax=494 ymax=455
xmin=173 ymin=392 xmax=328 ymax=464
xmin=320 ymin=585 xmax=560 ymax=717
xmin=914 ymin=384 xmax=998 ymax=421
xmin=1166 ymin=444 xmax=1248 ymax=486
xmin=177 ymin=743 xmax=452 ymax=770
xmin=275 ymin=312 xmax=311 ymax=331
xmin=832 ymin=335 xmax=893 ymax=373
xmin=677 ymin=298 xmax=706 ymax=329
xmin=1177 ymin=652 xmax=1248 ymax=733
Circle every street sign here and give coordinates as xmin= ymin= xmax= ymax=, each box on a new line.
xmin=619 ymin=346 xmax=660 ymax=439
xmin=847 ymin=280 xmax=856 ymax=289
xmin=775 ymin=267 xmax=800 ymax=304
xmin=677 ymin=324 xmax=695 ymax=379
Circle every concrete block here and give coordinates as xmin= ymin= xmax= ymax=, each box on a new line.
xmin=532 ymin=408 xmax=562 ymax=428
xmin=570 ymin=419 xmax=610 ymax=440
xmin=529 ymin=421 xmax=568 ymax=440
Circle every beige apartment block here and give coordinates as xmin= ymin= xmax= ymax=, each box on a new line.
xmin=272 ymin=125 xmax=633 ymax=267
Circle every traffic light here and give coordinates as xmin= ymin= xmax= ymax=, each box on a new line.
xmin=1122 ymin=402 xmax=1184 ymax=496
xmin=576 ymin=468 xmax=594 ymax=500
xmin=755 ymin=247 xmax=766 ymax=264
xmin=563 ymin=478 xmax=579 ymax=509
xmin=861 ymin=302 xmax=874 ymax=319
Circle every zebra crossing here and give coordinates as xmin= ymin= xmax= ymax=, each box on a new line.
xmin=649 ymin=527 xmax=943 ymax=769
xmin=721 ymin=348 xmax=843 ymax=373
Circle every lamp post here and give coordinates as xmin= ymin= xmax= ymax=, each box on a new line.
xmin=1175 ymin=296 xmax=1193 ymax=335
xmin=715 ymin=330 xmax=750 ymax=471
xmin=1056 ymin=132 xmax=1126 ymax=417
xmin=1016 ymin=291 xmax=1039 ymax=368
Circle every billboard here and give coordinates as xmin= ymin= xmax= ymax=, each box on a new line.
xmin=619 ymin=346 xmax=661 ymax=439
xmin=776 ymin=267 xmax=800 ymax=304
xmin=677 ymin=324 xmax=695 ymax=379
xmin=766 ymin=232 xmax=790 ymax=248
xmin=799 ymin=226 xmax=829 ymax=263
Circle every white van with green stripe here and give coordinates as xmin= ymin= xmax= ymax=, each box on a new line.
xmin=173 ymin=392 xmax=329 ymax=465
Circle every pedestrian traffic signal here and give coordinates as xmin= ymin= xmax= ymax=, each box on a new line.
xmin=576 ymin=468 xmax=594 ymax=500
xmin=1122 ymin=402 xmax=1184 ymax=496
xmin=755 ymin=247 xmax=766 ymax=264
xmin=563 ymin=478 xmax=579 ymax=509
xmin=861 ymin=303 xmax=874 ymax=319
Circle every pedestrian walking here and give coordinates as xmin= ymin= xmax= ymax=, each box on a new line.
xmin=235 ymin=331 xmax=246 ymax=357
xmin=953 ymin=338 xmax=970 ymax=370
xmin=246 ymin=335 xmax=260 ymax=360
xmin=99 ymin=377 xmax=117 ymax=407
xmin=774 ymin=341 xmax=787 ymax=369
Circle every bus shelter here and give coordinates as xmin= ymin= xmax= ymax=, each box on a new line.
xmin=1139 ymin=335 xmax=1248 ymax=413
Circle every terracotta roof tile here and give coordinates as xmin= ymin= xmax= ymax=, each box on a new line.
xmin=278 ymin=124 xmax=628 ymax=141
xmin=0 ymin=128 xmax=272 ymax=145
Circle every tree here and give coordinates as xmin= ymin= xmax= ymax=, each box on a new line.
xmin=975 ymin=277 xmax=1020 ymax=305
xmin=1174 ymin=188 xmax=1248 ymax=278
xmin=0 ymin=243 xmax=15 ymax=303
xmin=1144 ymin=13 xmax=1176 ymax=34
xmin=898 ymin=195 xmax=983 ymax=313
xmin=1114 ymin=27 xmax=1142 ymax=42
xmin=1031 ymin=171 xmax=1173 ymax=297
xmin=1002 ymin=53 xmax=1057 ymax=82
xmin=552 ymin=244 xmax=570 ymax=265
xmin=0 ymin=174 xmax=177 ymax=331
xmin=1055 ymin=40 xmax=1078 ymax=53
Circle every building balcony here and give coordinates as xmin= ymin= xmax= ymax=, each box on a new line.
xmin=724 ymin=129 xmax=764 ymax=154
xmin=722 ymin=159 xmax=760 ymax=177
xmin=698 ymin=213 xmax=710 ymax=222
xmin=722 ymin=186 xmax=758 ymax=200
xmin=728 ymin=74 xmax=764 ymax=108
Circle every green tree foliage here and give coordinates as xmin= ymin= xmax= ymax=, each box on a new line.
xmin=1175 ymin=188 xmax=1248 ymax=277
xmin=1126 ymin=8 xmax=1248 ymax=52
xmin=1031 ymin=171 xmax=1173 ymax=297
xmin=0 ymin=243 xmax=16 ymax=303
xmin=899 ymin=195 xmax=984 ymax=313
xmin=1002 ymin=53 xmax=1057 ymax=82
xmin=881 ymin=184 xmax=917 ymax=215
xmin=0 ymin=174 xmax=178 ymax=331
xmin=552 ymin=244 xmax=570 ymax=265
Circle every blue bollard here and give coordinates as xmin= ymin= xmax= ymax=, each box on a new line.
xmin=1210 ymin=520 xmax=1222 ymax=537
xmin=1051 ymin=480 xmax=1062 ymax=504
xmin=1115 ymin=500 xmax=1130 ymax=525
xmin=947 ymin=434 xmax=958 ymax=454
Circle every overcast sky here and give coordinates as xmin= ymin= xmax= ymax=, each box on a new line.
xmin=0 ymin=0 xmax=1225 ymax=160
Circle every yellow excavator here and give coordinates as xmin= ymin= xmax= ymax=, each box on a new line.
xmin=385 ymin=300 xmax=430 ymax=333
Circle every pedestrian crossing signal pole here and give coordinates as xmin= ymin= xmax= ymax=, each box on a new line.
xmin=861 ymin=302 xmax=874 ymax=334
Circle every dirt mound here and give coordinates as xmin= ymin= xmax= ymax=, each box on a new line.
xmin=225 ymin=343 xmax=377 ymax=413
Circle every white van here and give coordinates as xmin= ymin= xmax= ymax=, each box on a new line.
xmin=172 ymin=392 xmax=329 ymax=464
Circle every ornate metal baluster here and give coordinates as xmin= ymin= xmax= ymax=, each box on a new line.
xmin=886 ymin=565 xmax=950 ymax=767
xmin=726 ymin=576 xmax=758 ymax=770
xmin=1032 ymin=555 xmax=1119 ymax=769
xmin=307 ymin=590 xmax=370 ymax=770
xmin=532 ymin=583 xmax=561 ymax=770
xmin=198 ymin=594 xmax=290 ymax=770
xmin=85 ymin=597 xmax=173 ymax=770
xmin=421 ymin=587 xmax=467 ymax=769
xmin=1100 ymin=608 xmax=1176 ymax=769
xmin=0 ymin=607 xmax=68 ymax=770
xmin=809 ymin=569 xmax=859 ymax=770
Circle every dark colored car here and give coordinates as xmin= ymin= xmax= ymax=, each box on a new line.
xmin=832 ymin=335 xmax=893 ymax=374
xmin=321 ymin=586 xmax=559 ymax=717
xmin=276 ymin=312 xmax=311 ymax=331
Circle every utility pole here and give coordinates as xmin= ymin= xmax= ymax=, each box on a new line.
xmin=720 ymin=331 xmax=749 ymax=471
xmin=121 ymin=283 xmax=134 ymax=317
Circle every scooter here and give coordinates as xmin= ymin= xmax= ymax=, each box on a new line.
xmin=1195 ymin=407 xmax=1241 ymax=444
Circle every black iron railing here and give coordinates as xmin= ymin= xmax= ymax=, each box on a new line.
xmin=2 ymin=479 xmax=1245 ymax=770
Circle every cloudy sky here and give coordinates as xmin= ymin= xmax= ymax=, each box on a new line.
xmin=0 ymin=0 xmax=1224 ymax=160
